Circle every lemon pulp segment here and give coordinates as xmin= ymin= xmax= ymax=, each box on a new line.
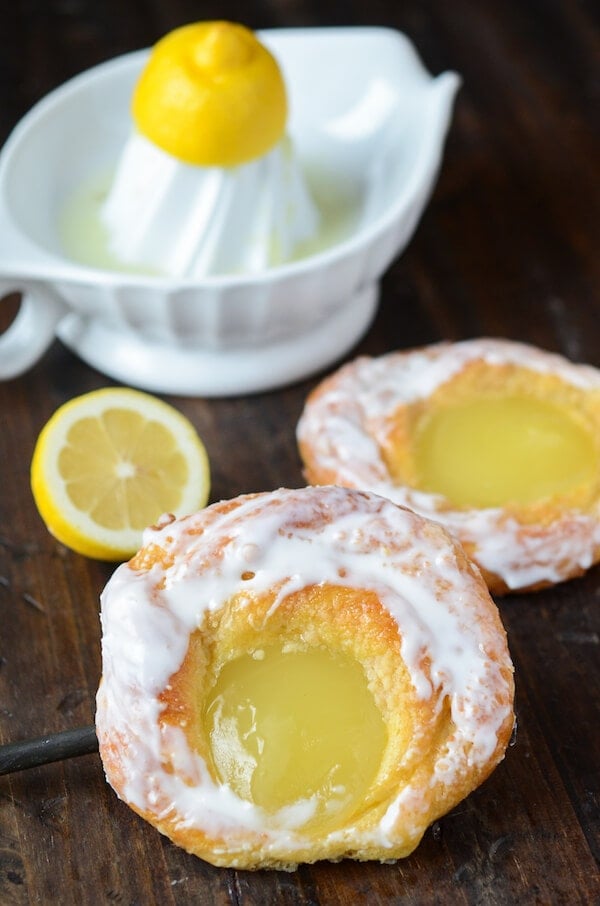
xmin=58 ymin=409 xmax=189 ymax=531
xmin=205 ymin=645 xmax=386 ymax=826
xmin=132 ymin=21 xmax=287 ymax=166
xmin=413 ymin=395 xmax=596 ymax=508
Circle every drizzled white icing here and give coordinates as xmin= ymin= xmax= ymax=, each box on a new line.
xmin=96 ymin=485 xmax=513 ymax=858
xmin=297 ymin=338 xmax=600 ymax=591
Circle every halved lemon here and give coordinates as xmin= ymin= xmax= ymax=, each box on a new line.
xmin=132 ymin=21 xmax=287 ymax=166
xmin=31 ymin=388 xmax=210 ymax=561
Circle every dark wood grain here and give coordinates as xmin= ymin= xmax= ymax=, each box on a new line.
xmin=1 ymin=1 xmax=599 ymax=903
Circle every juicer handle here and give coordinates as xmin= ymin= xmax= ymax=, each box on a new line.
xmin=0 ymin=282 xmax=67 ymax=379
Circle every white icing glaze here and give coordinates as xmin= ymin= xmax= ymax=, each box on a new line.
xmin=96 ymin=485 xmax=513 ymax=855
xmin=297 ymin=338 xmax=600 ymax=591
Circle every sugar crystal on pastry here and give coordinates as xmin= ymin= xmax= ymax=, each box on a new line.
xmin=100 ymin=21 xmax=319 ymax=277
xmin=297 ymin=338 xmax=600 ymax=594
xmin=96 ymin=485 xmax=514 ymax=870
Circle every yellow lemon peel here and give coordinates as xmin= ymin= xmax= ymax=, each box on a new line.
xmin=132 ymin=21 xmax=288 ymax=167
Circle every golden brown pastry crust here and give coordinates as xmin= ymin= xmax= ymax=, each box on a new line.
xmin=96 ymin=485 xmax=514 ymax=870
xmin=297 ymin=339 xmax=600 ymax=594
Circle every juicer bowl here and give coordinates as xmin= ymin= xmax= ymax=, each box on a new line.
xmin=0 ymin=26 xmax=460 ymax=395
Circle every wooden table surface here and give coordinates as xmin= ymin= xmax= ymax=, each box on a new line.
xmin=1 ymin=1 xmax=599 ymax=903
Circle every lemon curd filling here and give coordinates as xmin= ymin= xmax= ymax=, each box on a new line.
xmin=413 ymin=394 xmax=596 ymax=509
xmin=204 ymin=645 xmax=387 ymax=826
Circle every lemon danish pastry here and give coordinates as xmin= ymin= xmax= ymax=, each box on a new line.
xmin=297 ymin=339 xmax=600 ymax=594
xmin=96 ymin=485 xmax=514 ymax=870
